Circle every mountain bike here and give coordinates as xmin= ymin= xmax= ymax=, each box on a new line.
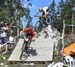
xmin=20 ymin=34 xmax=32 ymax=60
xmin=35 ymin=16 xmax=51 ymax=33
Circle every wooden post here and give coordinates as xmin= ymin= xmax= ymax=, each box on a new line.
xmin=72 ymin=12 xmax=74 ymax=34
xmin=62 ymin=20 xmax=65 ymax=63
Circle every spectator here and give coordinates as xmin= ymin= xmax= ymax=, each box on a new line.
xmin=0 ymin=30 xmax=8 ymax=44
xmin=4 ymin=23 xmax=11 ymax=37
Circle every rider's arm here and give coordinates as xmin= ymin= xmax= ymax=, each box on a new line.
xmin=34 ymin=10 xmax=39 ymax=17
xmin=23 ymin=32 xmax=28 ymax=41
xmin=34 ymin=10 xmax=41 ymax=17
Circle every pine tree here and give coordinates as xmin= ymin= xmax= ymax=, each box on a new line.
xmin=0 ymin=0 xmax=32 ymax=36
xmin=56 ymin=0 xmax=65 ymax=32
xmin=0 ymin=0 xmax=31 ymax=23
xmin=48 ymin=0 xmax=57 ymax=25
xmin=58 ymin=0 xmax=75 ymax=33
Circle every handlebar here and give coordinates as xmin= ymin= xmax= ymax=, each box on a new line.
xmin=34 ymin=15 xmax=41 ymax=18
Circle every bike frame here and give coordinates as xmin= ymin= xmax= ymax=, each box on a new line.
xmin=35 ymin=16 xmax=51 ymax=33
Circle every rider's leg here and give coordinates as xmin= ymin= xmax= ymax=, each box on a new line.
xmin=25 ymin=41 xmax=28 ymax=53
xmin=25 ymin=35 xmax=32 ymax=52
xmin=25 ymin=37 xmax=32 ymax=56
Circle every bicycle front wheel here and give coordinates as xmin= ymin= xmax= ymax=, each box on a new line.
xmin=20 ymin=42 xmax=27 ymax=60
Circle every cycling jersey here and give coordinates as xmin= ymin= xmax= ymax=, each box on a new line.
xmin=23 ymin=27 xmax=35 ymax=37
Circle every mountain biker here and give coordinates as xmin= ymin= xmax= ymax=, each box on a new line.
xmin=34 ymin=7 xmax=49 ymax=18
xmin=34 ymin=7 xmax=50 ymax=26
xmin=23 ymin=26 xmax=35 ymax=41
xmin=23 ymin=26 xmax=35 ymax=53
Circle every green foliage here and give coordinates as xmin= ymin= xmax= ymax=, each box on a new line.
xmin=48 ymin=0 xmax=75 ymax=33
xmin=0 ymin=0 xmax=31 ymax=23
xmin=56 ymin=0 xmax=75 ymax=33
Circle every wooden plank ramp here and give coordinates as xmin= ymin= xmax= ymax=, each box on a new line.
xmin=8 ymin=39 xmax=24 ymax=61
xmin=8 ymin=37 xmax=54 ymax=63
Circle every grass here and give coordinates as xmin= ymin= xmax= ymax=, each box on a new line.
xmin=0 ymin=53 xmax=10 ymax=65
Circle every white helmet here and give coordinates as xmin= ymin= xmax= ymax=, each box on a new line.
xmin=42 ymin=7 xmax=48 ymax=14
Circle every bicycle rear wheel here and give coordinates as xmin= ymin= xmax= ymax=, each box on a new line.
xmin=35 ymin=21 xmax=43 ymax=33
xmin=20 ymin=42 xmax=28 ymax=60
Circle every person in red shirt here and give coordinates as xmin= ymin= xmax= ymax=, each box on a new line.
xmin=23 ymin=26 xmax=35 ymax=38
xmin=22 ymin=26 xmax=36 ymax=54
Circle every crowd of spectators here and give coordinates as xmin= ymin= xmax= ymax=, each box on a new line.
xmin=0 ymin=22 xmax=17 ymax=44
